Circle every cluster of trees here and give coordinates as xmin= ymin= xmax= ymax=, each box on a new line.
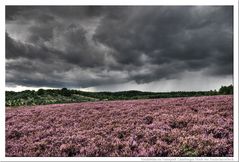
xmin=6 ymin=85 xmax=233 ymax=107
xmin=5 ymin=88 xmax=96 ymax=107
xmin=218 ymin=85 xmax=233 ymax=95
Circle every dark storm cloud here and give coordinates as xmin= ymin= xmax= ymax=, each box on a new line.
xmin=5 ymin=6 xmax=233 ymax=88
xmin=94 ymin=6 xmax=233 ymax=83
xmin=6 ymin=6 xmax=106 ymax=22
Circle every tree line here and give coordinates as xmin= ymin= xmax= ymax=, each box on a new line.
xmin=6 ymin=85 xmax=233 ymax=107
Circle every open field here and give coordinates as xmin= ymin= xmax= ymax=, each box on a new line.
xmin=6 ymin=95 xmax=233 ymax=157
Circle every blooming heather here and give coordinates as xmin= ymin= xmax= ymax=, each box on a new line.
xmin=6 ymin=95 xmax=233 ymax=157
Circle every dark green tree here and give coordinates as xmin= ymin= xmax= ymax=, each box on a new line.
xmin=37 ymin=89 xmax=45 ymax=95
xmin=219 ymin=85 xmax=233 ymax=94
xmin=61 ymin=88 xmax=71 ymax=97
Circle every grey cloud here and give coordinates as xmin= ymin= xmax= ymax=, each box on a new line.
xmin=28 ymin=25 xmax=54 ymax=43
xmin=5 ymin=6 xmax=233 ymax=89
xmin=6 ymin=33 xmax=60 ymax=61
xmin=6 ymin=58 xmax=128 ymax=88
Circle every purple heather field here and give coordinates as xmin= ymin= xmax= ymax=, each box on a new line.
xmin=6 ymin=95 xmax=233 ymax=157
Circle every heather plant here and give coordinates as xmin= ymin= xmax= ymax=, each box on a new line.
xmin=6 ymin=95 xmax=233 ymax=157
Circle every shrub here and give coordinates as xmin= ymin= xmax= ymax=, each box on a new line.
xmin=181 ymin=144 xmax=199 ymax=157
xmin=143 ymin=116 xmax=153 ymax=125
xmin=169 ymin=120 xmax=188 ymax=129
xmin=7 ymin=130 xmax=23 ymax=140
xmin=60 ymin=144 xmax=77 ymax=156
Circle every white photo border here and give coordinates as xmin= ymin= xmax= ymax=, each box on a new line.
xmin=1 ymin=0 xmax=238 ymax=161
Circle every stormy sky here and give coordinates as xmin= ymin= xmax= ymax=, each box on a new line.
xmin=5 ymin=6 xmax=233 ymax=92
